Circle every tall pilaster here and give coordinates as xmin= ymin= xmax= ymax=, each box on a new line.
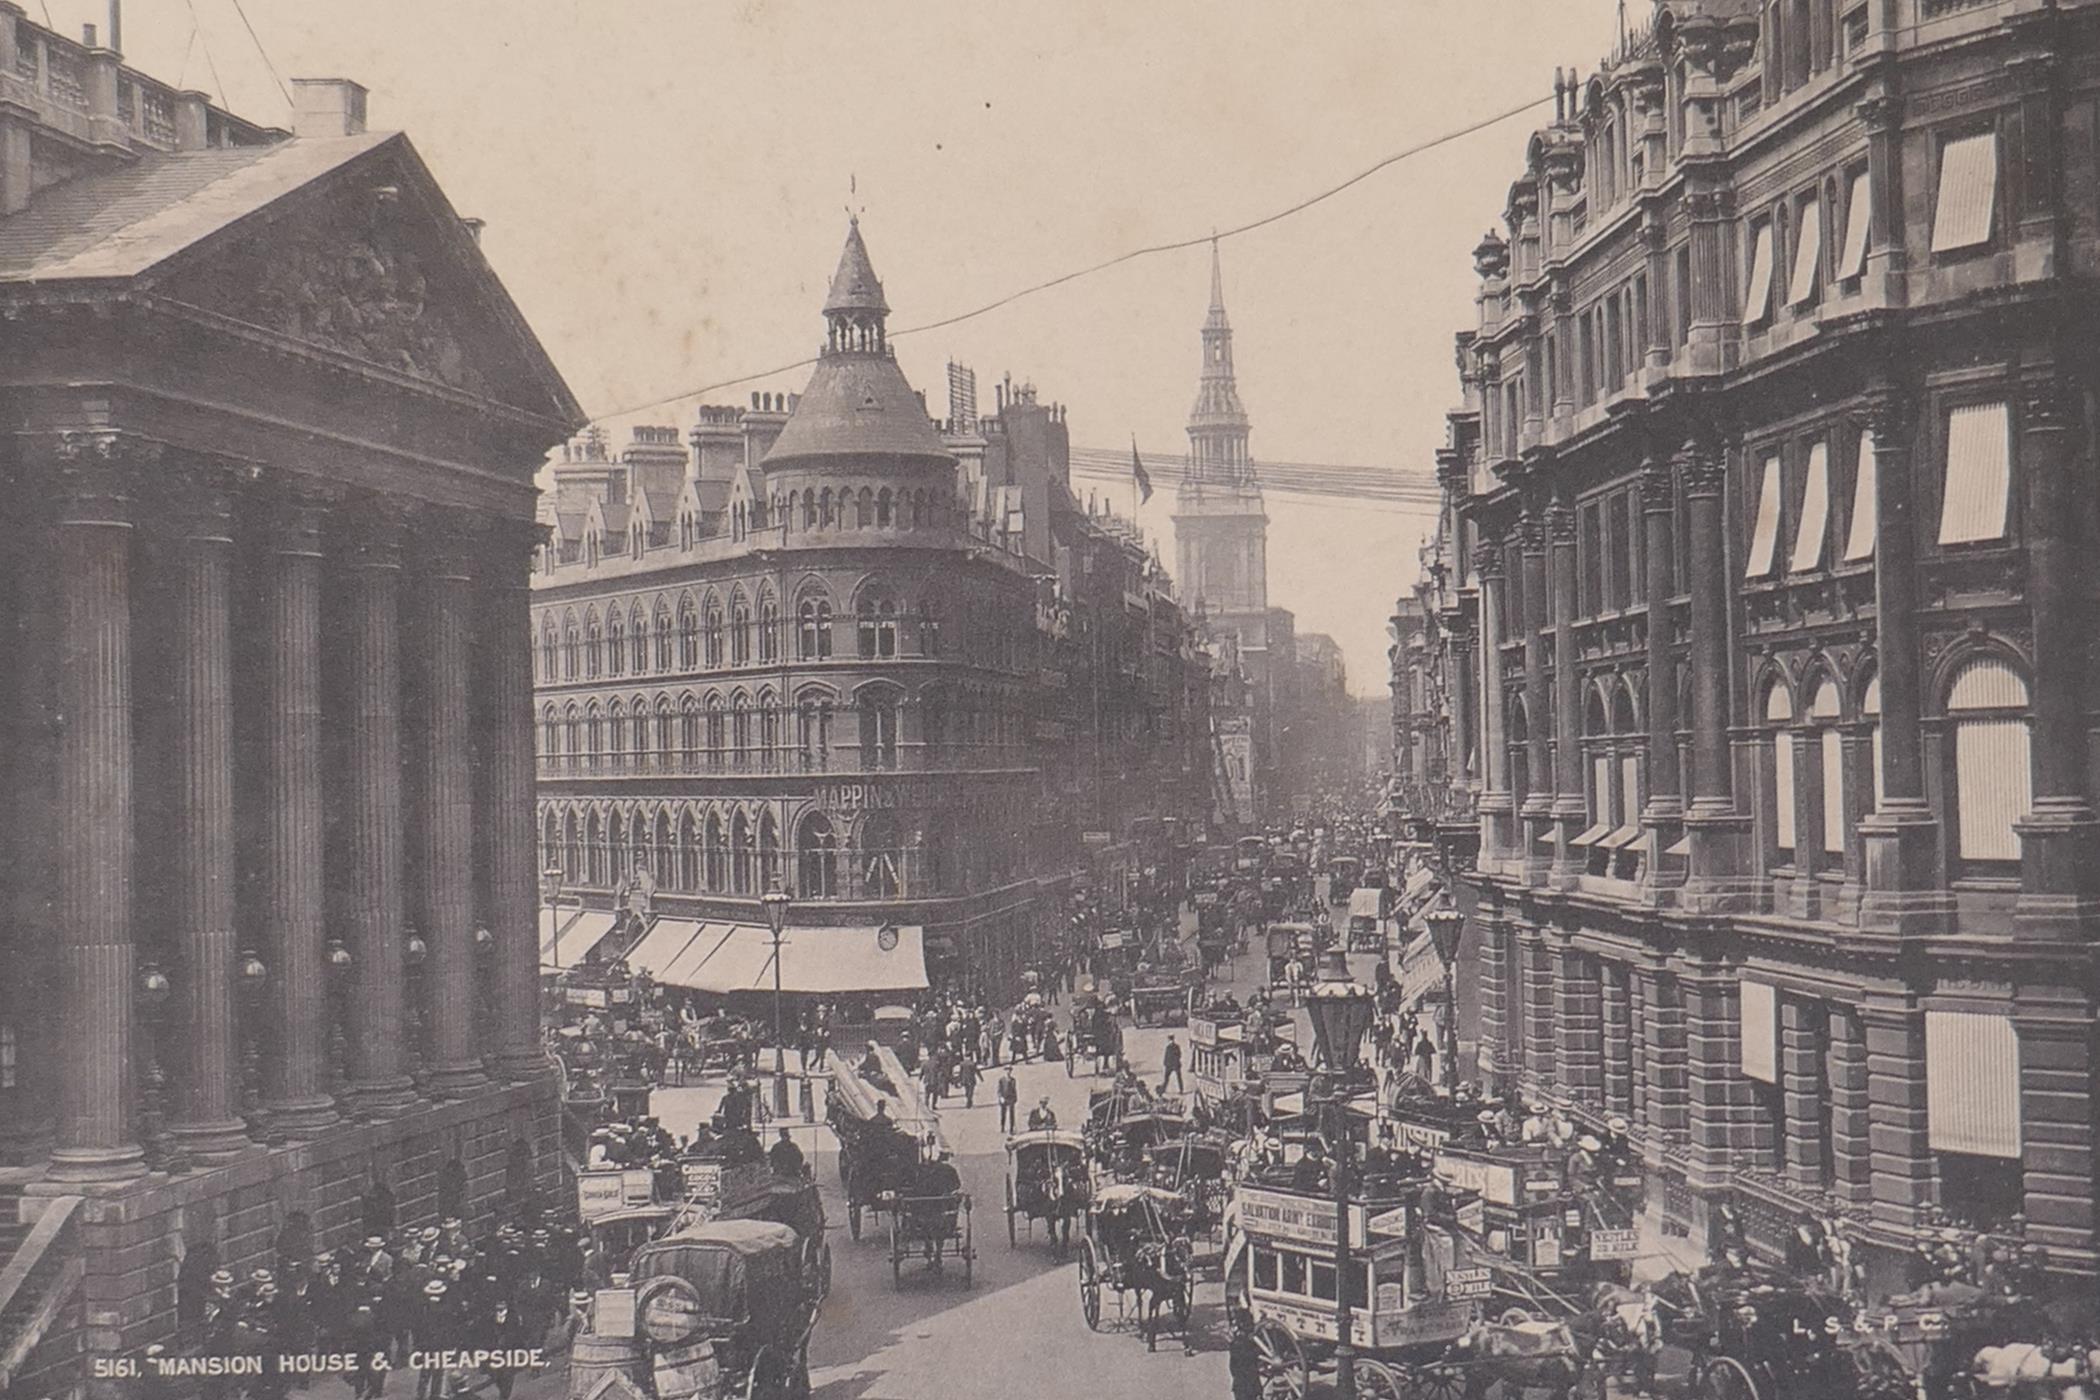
xmin=2011 ymin=373 xmax=2100 ymax=937
xmin=1640 ymin=456 xmax=1685 ymax=896
xmin=258 ymin=487 xmax=343 ymax=1135
xmin=1518 ymin=507 xmax=1553 ymax=883
xmin=338 ymin=506 xmax=419 ymax=1119
xmin=1682 ymin=961 xmax=1755 ymax=1196
xmin=1678 ymin=438 xmax=1750 ymax=910
xmin=1827 ymin=1006 xmax=1871 ymax=1205
xmin=415 ymin=526 xmax=491 ymax=1097
xmin=1862 ymin=999 xmax=1932 ymax=1233
xmin=1548 ymin=497 xmax=1586 ymax=885
xmin=1857 ymin=385 xmax=1949 ymax=933
xmin=45 ymin=432 xmax=148 ymax=1183
xmin=162 ymin=465 xmax=256 ymax=1158
xmin=482 ymin=520 xmax=549 ymax=1079
xmin=1472 ymin=540 xmax=1516 ymax=865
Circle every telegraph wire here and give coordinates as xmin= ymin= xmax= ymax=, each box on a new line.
xmin=228 ymin=0 xmax=293 ymax=108
xmin=184 ymin=0 xmax=227 ymax=110
xmin=586 ymin=88 xmax=1555 ymax=424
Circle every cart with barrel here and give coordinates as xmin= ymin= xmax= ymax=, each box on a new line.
xmin=1004 ymin=1129 xmax=1090 ymax=1251
xmin=627 ymin=1218 xmax=823 ymax=1400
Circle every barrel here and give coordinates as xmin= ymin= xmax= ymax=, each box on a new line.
xmin=567 ymin=1330 xmax=648 ymax=1400
xmin=651 ymin=1339 xmax=722 ymax=1400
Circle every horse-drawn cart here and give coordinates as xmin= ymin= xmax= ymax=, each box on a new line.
xmin=628 ymin=1218 xmax=822 ymax=1400
xmin=1004 ymin=1129 xmax=1089 ymax=1251
xmin=1079 ymin=1183 xmax=1198 ymax=1352
xmin=888 ymin=1185 xmax=975 ymax=1286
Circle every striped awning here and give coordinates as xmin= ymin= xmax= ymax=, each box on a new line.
xmin=1739 ymin=979 xmax=1777 ymax=1083
xmin=1790 ymin=440 xmax=1829 ymax=573
xmin=1788 ymin=197 xmax=1823 ymax=306
xmin=1745 ymin=454 xmax=1782 ymax=577
xmin=1398 ymin=930 xmax=1446 ymax=1010
xmin=1926 ymin=1011 xmax=2021 ymax=1158
xmin=1844 ymin=427 xmax=1876 ymax=561
xmin=1938 ymin=401 xmax=2011 ymax=546
xmin=540 ymin=908 xmax=618 ymax=971
xmin=1743 ymin=222 xmax=1775 ymax=325
xmin=1931 ymin=131 xmax=1998 ymax=254
xmin=633 ymin=922 xmax=928 ymax=996
xmin=1838 ymin=168 xmax=1872 ymax=280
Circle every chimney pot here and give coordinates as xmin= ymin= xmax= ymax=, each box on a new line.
xmin=290 ymin=77 xmax=369 ymax=138
xmin=460 ymin=217 xmax=486 ymax=245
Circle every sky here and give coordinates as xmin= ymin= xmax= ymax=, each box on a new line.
xmin=50 ymin=0 xmax=1631 ymax=695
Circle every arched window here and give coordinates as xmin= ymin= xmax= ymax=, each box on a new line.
xmin=678 ymin=597 xmax=700 ymax=669
xmin=759 ymin=812 xmax=782 ymax=892
xmin=540 ymin=618 xmax=559 ymax=680
xmin=586 ymin=809 xmax=606 ymax=886
xmin=584 ymin=702 xmax=603 ymax=770
xmin=633 ymin=698 xmax=652 ymax=771
xmin=759 ymin=691 xmax=781 ymax=771
xmin=630 ymin=606 xmax=649 ymax=673
xmin=654 ymin=809 xmax=673 ymax=888
xmin=759 ymin=596 xmax=780 ymax=662
xmin=1947 ymin=658 xmax=2031 ymax=866
xmin=858 ymin=487 xmax=874 ymax=530
xmin=680 ymin=696 xmax=701 ymax=768
xmin=677 ymin=809 xmax=699 ymax=892
xmin=1807 ymin=679 xmax=1844 ymax=859
xmin=731 ymin=595 xmax=752 ymax=665
xmin=562 ymin=808 xmax=580 ymax=880
xmin=563 ymin=613 xmax=581 ymax=680
xmin=540 ymin=705 xmax=560 ymax=767
xmin=607 ymin=611 xmax=625 ymax=676
xmin=607 ymin=700 xmax=627 ymax=769
xmin=917 ymin=601 xmax=941 ymax=657
xmin=858 ymin=686 xmax=899 ymax=771
xmin=1765 ymin=680 xmax=1796 ymax=865
xmin=798 ymin=598 xmax=833 ymax=660
xmin=798 ymin=813 xmax=838 ymax=898
xmin=858 ymin=590 xmax=899 ymax=659
xmin=609 ymin=809 xmax=628 ymax=888
xmin=820 ymin=488 xmax=835 ymax=528
xmin=802 ymin=492 xmax=817 ymax=530
xmin=798 ymin=696 xmax=832 ymax=771
xmin=731 ymin=694 xmax=752 ymax=770
xmin=846 ymin=488 xmax=864 ymax=530
xmin=584 ymin=611 xmax=603 ymax=679
xmin=731 ymin=811 xmax=753 ymax=894
xmin=706 ymin=695 xmax=727 ymax=770
xmin=654 ymin=604 xmax=674 ymax=671
xmin=704 ymin=598 xmax=725 ymax=668
xmin=1862 ymin=676 xmax=1883 ymax=811
xmin=877 ymin=488 xmax=893 ymax=528
xmin=704 ymin=812 xmax=727 ymax=891
xmin=860 ymin=812 xmax=901 ymax=898
xmin=563 ymin=703 xmax=581 ymax=772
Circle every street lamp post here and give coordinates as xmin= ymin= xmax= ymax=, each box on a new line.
xmin=762 ymin=880 xmax=792 ymax=1118
xmin=1424 ymin=906 xmax=1466 ymax=1093
xmin=543 ymin=865 xmax=567 ymax=969
xmin=1304 ymin=946 xmax=1376 ymax=1400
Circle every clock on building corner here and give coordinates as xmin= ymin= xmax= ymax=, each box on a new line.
xmin=877 ymin=925 xmax=899 ymax=952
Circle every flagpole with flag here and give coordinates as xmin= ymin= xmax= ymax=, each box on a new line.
xmin=1131 ymin=436 xmax=1154 ymax=518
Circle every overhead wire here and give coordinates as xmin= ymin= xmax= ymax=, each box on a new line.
xmin=185 ymin=0 xmax=227 ymax=109
xmin=228 ymin=0 xmax=293 ymax=108
xmin=585 ymin=88 xmax=1555 ymax=424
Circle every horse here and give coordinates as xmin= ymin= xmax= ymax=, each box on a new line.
xmin=1131 ymin=1233 xmax=1196 ymax=1354
xmin=1442 ymin=1310 xmax=1587 ymax=1400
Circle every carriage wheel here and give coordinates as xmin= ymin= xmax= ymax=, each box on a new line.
xmin=744 ymin=1343 xmax=788 ymax=1400
xmin=1700 ymin=1355 xmax=1762 ymax=1400
xmin=1252 ymin=1322 xmax=1306 ymax=1399
xmin=849 ymin=1201 xmax=863 ymax=1241
xmin=1406 ymin=1359 xmax=1468 ymax=1400
xmin=1079 ymin=1241 xmax=1103 ymax=1331
xmin=1353 ymin=1360 xmax=1407 ymax=1400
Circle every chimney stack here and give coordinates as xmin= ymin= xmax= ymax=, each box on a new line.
xmin=460 ymin=217 xmax=486 ymax=246
xmin=290 ymin=78 xmax=369 ymax=138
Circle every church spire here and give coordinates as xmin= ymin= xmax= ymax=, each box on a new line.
xmin=1186 ymin=240 xmax=1249 ymax=484
xmin=823 ymin=216 xmax=889 ymax=355
xmin=1207 ymin=237 xmax=1227 ymax=327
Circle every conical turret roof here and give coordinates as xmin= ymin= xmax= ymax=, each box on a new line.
xmin=824 ymin=217 xmax=889 ymax=316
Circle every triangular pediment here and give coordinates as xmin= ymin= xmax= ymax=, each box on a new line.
xmin=149 ymin=136 xmax=579 ymax=424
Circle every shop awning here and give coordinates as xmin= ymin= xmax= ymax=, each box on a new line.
xmin=1398 ymin=930 xmax=1446 ymax=1009
xmin=1569 ymin=822 xmax=1613 ymax=848
xmin=637 ymin=922 xmax=928 ymax=996
xmin=1348 ymin=888 xmax=1385 ymax=920
xmin=1403 ymin=868 xmax=1437 ymax=901
xmin=1597 ymin=822 xmax=1643 ymax=851
xmin=540 ymin=908 xmax=618 ymax=971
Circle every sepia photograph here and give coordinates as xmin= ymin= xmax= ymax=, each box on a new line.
xmin=1 ymin=0 xmax=2097 ymax=1397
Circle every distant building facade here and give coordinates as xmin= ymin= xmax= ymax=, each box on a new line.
xmin=1414 ymin=0 xmax=2100 ymax=1300
xmin=531 ymin=225 xmax=1209 ymax=995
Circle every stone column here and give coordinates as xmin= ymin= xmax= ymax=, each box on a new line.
xmin=162 ymin=466 xmax=257 ymax=1158
xmin=46 ymin=433 xmax=148 ymax=1183
xmin=1634 ymin=963 xmax=1689 ymax=1166
xmin=1682 ymin=962 xmax=1753 ymax=1197
xmin=481 ymin=521 xmax=549 ymax=1080
xmin=1446 ymin=603 xmax=1477 ymax=794
xmin=1640 ymin=455 xmax=1685 ymax=895
xmin=1552 ymin=943 xmax=1602 ymax=1108
xmin=1857 ymin=387 xmax=1949 ymax=933
xmin=1678 ymin=438 xmax=1749 ymax=910
xmin=414 ymin=528 xmax=491 ymax=1098
xmin=1473 ymin=541 xmax=1515 ymax=866
xmin=2017 ymin=997 xmax=2097 ymax=1265
xmin=2012 ymin=374 xmax=2100 ymax=937
xmin=1779 ymin=996 xmax=1827 ymax=1191
xmin=1519 ymin=507 xmax=1553 ymax=882
xmin=255 ymin=487 xmax=343 ymax=1135
xmin=1827 ymin=1005 xmax=1871 ymax=1205
xmin=1862 ymin=999 xmax=1932 ymax=1232
xmin=339 ymin=507 xmax=420 ymax=1118
xmin=1548 ymin=498 xmax=1586 ymax=885
xmin=1474 ymin=894 xmax=1510 ymax=1089
xmin=1516 ymin=921 xmax=1556 ymax=1098
xmin=1600 ymin=962 xmax=1633 ymax=1118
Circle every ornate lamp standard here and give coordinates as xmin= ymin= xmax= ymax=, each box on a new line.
xmin=1304 ymin=946 xmax=1377 ymax=1400
xmin=1422 ymin=906 xmax=1466 ymax=1092
xmin=136 ymin=962 xmax=179 ymax=1171
xmin=236 ymin=950 xmax=268 ymax=1133
xmin=761 ymin=880 xmax=792 ymax=1119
